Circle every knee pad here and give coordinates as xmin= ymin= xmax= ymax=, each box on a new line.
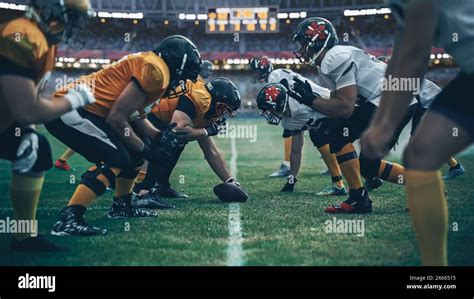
xmin=80 ymin=164 xmax=116 ymax=196
xmin=31 ymin=133 xmax=53 ymax=172
xmin=359 ymin=153 xmax=381 ymax=179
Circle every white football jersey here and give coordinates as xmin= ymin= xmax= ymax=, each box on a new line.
xmin=268 ymin=68 xmax=331 ymax=100
xmin=280 ymin=97 xmax=327 ymax=132
xmin=419 ymin=79 xmax=442 ymax=109
xmin=317 ymin=45 xmax=417 ymax=106
xmin=390 ymin=0 xmax=474 ymax=74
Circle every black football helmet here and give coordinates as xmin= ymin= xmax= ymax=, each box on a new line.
xmin=293 ymin=17 xmax=338 ymax=66
xmin=249 ymin=56 xmax=273 ymax=83
xmin=256 ymin=83 xmax=289 ymax=125
xmin=27 ymin=0 xmax=94 ymax=50
xmin=154 ymin=35 xmax=202 ymax=97
xmin=200 ymin=60 xmax=214 ymax=79
xmin=205 ymin=77 xmax=241 ymax=122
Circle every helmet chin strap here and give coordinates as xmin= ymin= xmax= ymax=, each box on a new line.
xmin=308 ymin=33 xmax=331 ymax=66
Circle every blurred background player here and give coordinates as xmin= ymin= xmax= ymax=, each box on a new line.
xmin=361 ymin=0 xmax=474 ymax=265
xmin=133 ymin=77 xmax=242 ymax=208
xmin=0 ymin=0 xmax=95 ymax=250
xmin=249 ymin=56 xmax=291 ymax=178
xmin=377 ymin=56 xmax=466 ymax=181
xmin=45 ymin=35 xmax=202 ymax=236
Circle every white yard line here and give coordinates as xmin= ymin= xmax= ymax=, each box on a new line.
xmin=226 ymin=137 xmax=245 ymax=266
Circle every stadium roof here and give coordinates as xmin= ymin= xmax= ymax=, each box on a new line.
xmin=7 ymin=0 xmax=386 ymax=19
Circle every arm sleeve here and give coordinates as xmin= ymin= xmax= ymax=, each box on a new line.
xmin=176 ymin=95 xmax=197 ymax=119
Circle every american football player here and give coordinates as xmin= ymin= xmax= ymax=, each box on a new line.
xmin=361 ymin=0 xmax=474 ymax=265
xmin=256 ymin=77 xmax=347 ymax=196
xmin=250 ymin=57 xmax=342 ymax=193
xmin=199 ymin=60 xmax=214 ymax=81
xmin=0 ymin=0 xmax=95 ymax=250
xmin=290 ymin=17 xmax=417 ymax=214
xmin=378 ymin=56 xmax=466 ymax=181
xmin=133 ymin=77 xmax=242 ymax=208
xmin=45 ymin=35 xmax=202 ymax=236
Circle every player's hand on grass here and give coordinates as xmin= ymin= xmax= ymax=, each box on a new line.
xmin=13 ymin=127 xmax=39 ymax=173
xmin=288 ymin=78 xmax=319 ymax=107
xmin=204 ymin=117 xmax=226 ymax=137
xmin=360 ymin=124 xmax=396 ymax=160
xmin=281 ymin=175 xmax=297 ymax=192
xmin=64 ymin=84 xmax=96 ymax=110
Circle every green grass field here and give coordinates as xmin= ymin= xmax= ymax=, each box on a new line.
xmin=0 ymin=118 xmax=473 ymax=266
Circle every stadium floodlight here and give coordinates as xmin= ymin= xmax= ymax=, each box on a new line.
xmin=179 ymin=13 xmax=185 ymax=20
xmin=97 ymin=11 xmax=144 ymax=19
xmin=197 ymin=14 xmax=208 ymax=20
xmin=0 ymin=2 xmax=26 ymax=10
xmin=277 ymin=13 xmax=288 ymax=19
xmin=185 ymin=14 xmax=196 ymax=20
xmin=289 ymin=12 xmax=300 ymax=19
xmin=343 ymin=8 xmax=391 ymax=17
xmin=299 ymin=12 xmax=307 ymax=18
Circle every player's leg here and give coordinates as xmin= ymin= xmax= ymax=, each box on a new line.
xmin=54 ymin=148 xmax=75 ymax=171
xmin=325 ymin=115 xmax=371 ymax=214
xmin=308 ymin=126 xmax=346 ymax=196
xmin=404 ymin=111 xmax=472 ymax=266
xmin=269 ymin=129 xmax=291 ymax=177
xmin=403 ymin=72 xmax=474 ymax=265
xmin=0 ymin=125 xmax=63 ymax=251
xmin=443 ymin=156 xmax=465 ymax=180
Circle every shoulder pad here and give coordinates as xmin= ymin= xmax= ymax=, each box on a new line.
xmin=320 ymin=46 xmax=353 ymax=75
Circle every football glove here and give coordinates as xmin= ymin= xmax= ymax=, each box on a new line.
xmin=281 ymin=175 xmax=297 ymax=192
xmin=204 ymin=118 xmax=226 ymax=137
xmin=159 ymin=123 xmax=188 ymax=149
xmin=225 ymin=176 xmax=240 ymax=186
xmin=64 ymin=84 xmax=96 ymax=110
xmin=288 ymin=78 xmax=319 ymax=107
xmin=12 ymin=127 xmax=39 ymax=174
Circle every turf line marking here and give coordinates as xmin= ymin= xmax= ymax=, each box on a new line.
xmin=226 ymin=137 xmax=245 ymax=266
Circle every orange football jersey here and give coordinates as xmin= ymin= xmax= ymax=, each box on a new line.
xmin=0 ymin=17 xmax=56 ymax=133
xmin=151 ymin=80 xmax=212 ymax=128
xmin=54 ymin=51 xmax=170 ymax=119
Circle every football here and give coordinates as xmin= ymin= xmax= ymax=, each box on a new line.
xmin=213 ymin=183 xmax=249 ymax=203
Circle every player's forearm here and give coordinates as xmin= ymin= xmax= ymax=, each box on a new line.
xmin=204 ymin=146 xmax=232 ymax=181
xmin=16 ymin=97 xmax=72 ymax=125
xmin=178 ymin=126 xmax=208 ymax=141
xmin=133 ymin=118 xmax=161 ymax=140
xmin=312 ymin=96 xmax=354 ymax=119
xmin=106 ymin=118 xmax=144 ymax=152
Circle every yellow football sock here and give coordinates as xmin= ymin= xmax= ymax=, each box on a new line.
xmin=446 ymin=157 xmax=458 ymax=168
xmin=406 ymin=169 xmax=448 ymax=266
xmin=115 ymin=177 xmax=137 ymax=197
xmin=378 ymin=160 xmax=405 ymax=185
xmin=336 ymin=144 xmax=363 ymax=190
xmin=59 ymin=148 xmax=76 ymax=162
xmin=284 ymin=137 xmax=292 ymax=163
xmin=10 ymin=173 xmax=44 ymax=241
xmin=318 ymin=144 xmax=344 ymax=188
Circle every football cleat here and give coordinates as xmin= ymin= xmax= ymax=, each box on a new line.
xmin=155 ymin=184 xmax=189 ymax=199
xmin=108 ymin=194 xmax=158 ymax=219
xmin=134 ymin=189 xmax=175 ymax=209
xmin=364 ymin=178 xmax=384 ymax=191
xmin=325 ymin=188 xmax=372 ymax=214
xmin=54 ymin=159 xmax=72 ymax=171
xmin=51 ymin=205 xmax=107 ymax=236
xmin=10 ymin=234 xmax=67 ymax=252
xmin=443 ymin=164 xmax=466 ymax=180
xmin=269 ymin=163 xmax=290 ymax=178
xmin=316 ymin=184 xmax=347 ymax=196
